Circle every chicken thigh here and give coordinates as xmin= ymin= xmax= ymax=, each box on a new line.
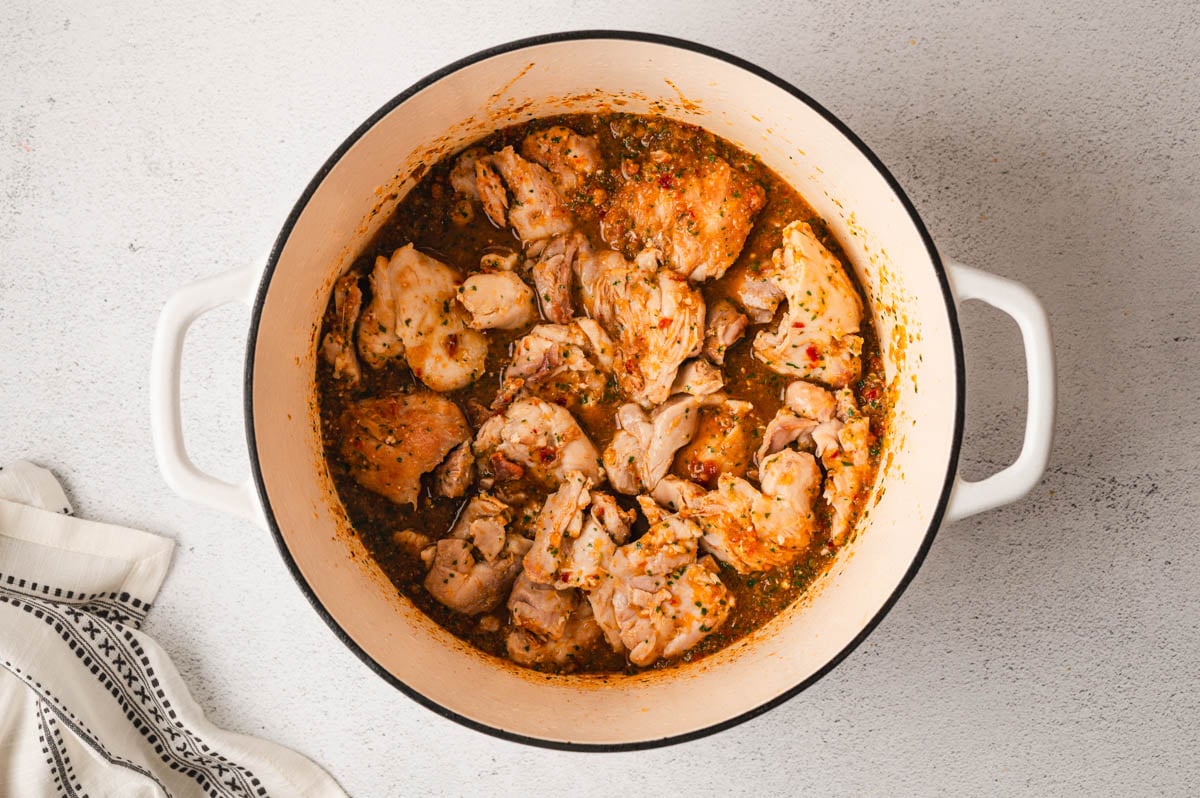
xmin=753 ymin=221 xmax=864 ymax=387
xmin=338 ymin=391 xmax=470 ymax=507
xmin=602 ymin=151 xmax=766 ymax=282
xmin=474 ymin=397 xmax=603 ymax=489
xmin=575 ymin=248 xmax=705 ymax=407
xmin=357 ymin=245 xmax=488 ymax=391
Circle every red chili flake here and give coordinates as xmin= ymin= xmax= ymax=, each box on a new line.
xmin=625 ymin=359 xmax=637 ymax=373
xmin=657 ymin=174 xmax=674 ymax=189
xmin=445 ymin=333 xmax=459 ymax=356
xmin=792 ymin=321 xmax=806 ymax=329
xmin=862 ymin=386 xmax=881 ymax=401
xmin=806 ymin=345 xmax=820 ymax=362
xmin=658 ymin=317 xmax=673 ymax=329
xmin=537 ymin=446 xmax=557 ymax=464
xmin=559 ymin=573 xmax=570 ymax=583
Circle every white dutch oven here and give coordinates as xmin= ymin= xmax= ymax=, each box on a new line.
xmin=149 ymin=32 xmax=1055 ymax=749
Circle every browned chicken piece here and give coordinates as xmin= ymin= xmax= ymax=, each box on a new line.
xmin=669 ymin=359 xmax=724 ymax=396
xmin=357 ymin=245 xmax=488 ymax=391
xmin=822 ymin=389 xmax=876 ymax=544
xmin=575 ymin=248 xmax=705 ymax=407
xmin=493 ymin=321 xmax=615 ymax=426
xmin=753 ymin=221 xmax=864 ymax=388
xmin=321 ymin=271 xmax=364 ymax=384
xmin=508 ymin=571 xmax=579 ymax=639
xmin=702 ymin=298 xmax=749 ymax=365
xmin=689 ymin=448 xmax=824 ymax=573
xmin=530 ymin=231 xmax=589 ymax=323
xmin=457 ymin=271 xmax=537 ymax=330
xmin=520 ymin=126 xmax=602 ymax=194
xmin=422 ymin=494 xmax=533 ymax=615
xmin=672 ymin=399 xmax=757 ymax=489
xmin=601 ymin=151 xmax=766 ymax=282
xmin=476 ymin=146 xmax=575 ymax=244
xmin=433 ymin=441 xmax=475 ymax=498
xmin=586 ymin=516 xmax=732 ymax=665
xmin=474 ymin=398 xmax=603 ymax=489
xmin=338 ymin=391 xmax=470 ymax=506
xmin=507 ymin=602 xmax=604 ymax=668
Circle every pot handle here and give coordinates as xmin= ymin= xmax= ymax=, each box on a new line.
xmin=944 ymin=262 xmax=1056 ymax=522
xmin=150 ymin=264 xmax=267 ymax=528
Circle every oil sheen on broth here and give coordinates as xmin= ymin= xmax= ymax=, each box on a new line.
xmin=316 ymin=113 xmax=886 ymax=674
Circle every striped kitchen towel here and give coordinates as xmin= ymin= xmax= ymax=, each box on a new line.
xmin=0 ymin=461 xmax=348 ymax=798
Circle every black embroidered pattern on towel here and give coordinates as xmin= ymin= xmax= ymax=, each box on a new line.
xmin=39 ymin=699 xmax=83 ymax=798
xmin=0 ymin=572 xmax=150 ymax=627
xmin=5 ymin=659 xmax=174 ymax=795
xmin=0 ymin=587 xmax=269 ymax=798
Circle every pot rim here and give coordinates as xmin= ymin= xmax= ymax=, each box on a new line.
xmin=244 ymin=29 xmax=966 ymax=752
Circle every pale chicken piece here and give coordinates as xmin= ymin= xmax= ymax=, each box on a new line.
xmin=457 ymin=271 xmax=536 ymax=330
xmin=338 ymin=391 xmax=470 ymax=507
xmin=649 ymin=475 xmax=707 ymax=516
xmin=478 ymin=146 xmax=575 ymax=244
xmin=520 ymin=126 xmax=603 ymax=194
xmin=822 ymin=389 xmax=876 ymax=544
xmin=494 ymin=321 xmax=614 ymax=419
xmin=587 ymin=517 xmax=732 ymax=665
xmin=423 ymin=494 xmax=533 ymax=615
xmin=358 ymin=245 xmax=488 ymax=391
xmin=449 ymin=147 xmax=486 ymax=199
xmin=753 ymin=221 xmax=865 ymax=387
xmin=392 ymin=529 xmax=432 ymax=557
xmin=601 ymin=395 xmax=703 ymax=495
xmin=508 ymin=571 xmax=578 ymax=639
xmin=357 ymin=255 xmax=405 ymax=369
xmin=559 ymin=492 xmax=634 ymax=589
xmin=474 ymin=156 xmax=509 ymax=228
xmin=433 ymin=441 xmax=475 ymax=499
xmin=672 ymin=399 xmax=756 ymax=489
xmin=601 ymin=152 xmax=766 ymax=282
xmin=727 ymin=269 xmax=785 ymax=324
xmin=691 ymin=449 xmax=823 ymax=573
xmin=530 ymin=231 xmax=589 ymax=323
xmin=320 ymin=271 xmax=364 ymax=384
xmin=601 ymin=430 xmax=641 ymax=495
xmin=702 ymin=299 xmax=749 ymax=365
xmin=575 ymin=249 xmax=706 ymax=407
xmin=756 ymin=380 xmax=844 ymax=465
xmin=474 ymin=397 xmax=603 ymax=489
xmin=522 ymin=472 xmax=592 ymax=585
xmin=507 ymin=602 xmax=604 ymax=668
xmin=670 ymin=359 xmax=724 ymax=396
xmin=523 ymin=475 xmax=630 ymax=590
xmin=423 ymin=535 xmax=532 ymax=616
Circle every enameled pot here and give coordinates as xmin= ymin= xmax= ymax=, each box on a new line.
xmin=150 ymin=32 xmax=1055 ymax=749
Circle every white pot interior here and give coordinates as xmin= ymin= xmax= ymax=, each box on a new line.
xmin=249 ymin=36 xmax=960 ymax=746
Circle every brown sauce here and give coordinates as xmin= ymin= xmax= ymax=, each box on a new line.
xmin=316 ymin=113 xmax=888 ymax=674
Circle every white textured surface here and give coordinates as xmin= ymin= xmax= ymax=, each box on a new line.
xmin=3 ymin=2 xmax=1197 ymax=795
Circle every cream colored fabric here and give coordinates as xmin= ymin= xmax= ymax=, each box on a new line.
xmin=0 ymin=461 xmax=347 ymax=798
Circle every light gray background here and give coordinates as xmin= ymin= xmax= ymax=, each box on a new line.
xmin=3 ymin=2 xmax=1197 ymax=795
